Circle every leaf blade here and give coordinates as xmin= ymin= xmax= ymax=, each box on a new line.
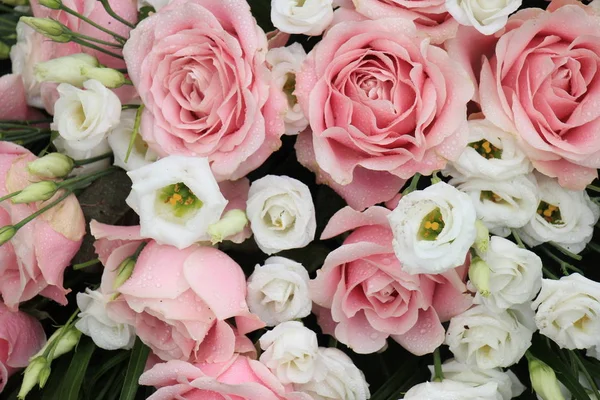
xmin=118 ymin=338 xmax=150 ymax=400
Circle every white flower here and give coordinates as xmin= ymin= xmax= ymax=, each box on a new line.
xmin=445 ymin=0 xmax=522 ymax=35
xmin=75 ymin=288 xmax=135 ymax=350
xmin=588 ymin=346 xmax=600 ymax=362
xmin=138 ymin=0 xmax=169 ymax=10
xmin=446 ymin=304 xmax=534 ymax=369
xmin=387 ymin=181 xmax=477 ymax=275
xmin=107 ymin=109 xmax=158 ymax=171
xmin=450 ymin=174 xmax=539 ymax=237
xmin=247 ymin=257 xmax=311 ymax=326
xmin=271 ymin=0 xmax=334 ymax=36
xmin=266 ymin=43 xmax=309 ymax=136
xmin=403 ymin=380 xmax=501 ymax=400
xmin=517 ymin=174 xmax=600 ymax=254
xmin=126 ymin=155 xmax=228 ymax=249
xmin=10 ymin=21 xmax=44 ymax=108
xmin=247 ymin=175 xmax=316 ymax=255
xmin=471 ymin=236 xmax=542 ymax=310
xmin=294 ymin=347 xmax=370 ymax=400
xmin=53 ymin=136 xmax=111 ymax=176
xmin=446 ymin=119 xmax=532 ymax=181
xmin=428 ymin=359 xmax=526 ymax=400
xmin=532 ymin=274 xmax=600 ymax=350
xmin=259 ymin=321 xmax=320 ymax=384
xmin=52 ymin=79 xmax=122 ymax=152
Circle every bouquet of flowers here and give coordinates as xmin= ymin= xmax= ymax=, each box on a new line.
xmin=1 ymin=0 xmax=600 ymax=398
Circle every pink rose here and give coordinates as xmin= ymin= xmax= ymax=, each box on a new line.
xmin=449 ymin=1 xmax=600 ymax=189
xmin=0 ymin=142 xmax=85 ymax=310
xmin=311 ymin=206 xmax=473 ymax=355
xmin=0 ymin=302 xmax=46 ymax=393
xmin=335 ymin=0 xmax=458 ymax=44
xmin=295 ymin=17 xmax=474 ymax=210
xmin=0 ymin=75 xmax=46 ymax=121
xmin=92 ymin=222 xmax=265 ymax=363
xmin=123 ymin=0 xmax=287 ymax=181
xmin=140 ymin=355 xmax=311 ymax=400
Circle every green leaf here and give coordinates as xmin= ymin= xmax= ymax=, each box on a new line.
xmin=118 ymin=338 xmax=150 ymax=400
xmin=57 ymin=337 xmax=96 ymax=400
xmin=41 ymin=353 xmax=74 ymax=400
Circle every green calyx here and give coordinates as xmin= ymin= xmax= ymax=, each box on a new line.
xmin=418 ymin=207 xmax=445 ymax=241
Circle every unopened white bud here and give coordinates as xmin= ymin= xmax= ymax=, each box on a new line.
xmin=474 ymin=220 xmax=490 ymax=254
xmin=20 ymin=17 xmax=71 ymax=43
xmin=81 ymin=66 xmax=127 ymax=88
xmin=207 ymin=209 xmax=248 ymax=244
xmin=11 ymin=181 xmax=58 ymax=204
xmin=468 ymin=257 xmax=491 ymax=297
xmin=28 ymin=153 xmax=74 ymax=179
xmin=528 ymin=355 xmax=565 ymax=400
xmin=18 ymin=357 xmax=49 ymax=399
xmin=34 ymin=53 xmax=99 ymax=87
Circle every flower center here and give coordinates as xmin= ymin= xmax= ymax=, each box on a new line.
xmin=263 ymin=196 xmax=296 ymax=231
xmin=537 ymin=201 xmax=562 ymax=224
xmin=469 ymin=139 xmax=503 ymax=159
xmin=480 ymin=191 xmax=507 ymax=204
xmin=573 ymin=314 xmax=591 ymax=331
xmin=156 ymin=182 xmax=203 ymax=219
xmin=283 ymin=73 xmax=297 ymax=107
xmin=418 ymin=207 xmax=445 ymax=241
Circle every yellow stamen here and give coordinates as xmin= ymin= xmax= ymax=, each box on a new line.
xmin=482 ymin=141 xmax=492 ymax=154
xmin=431 ymin=222 xmax=440 ymax=231
xmin=424 ymin=221 xmax=432 ymax=229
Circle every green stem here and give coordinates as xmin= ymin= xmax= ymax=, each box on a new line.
xmin=0 ymin=190 xmax=22 ymax=203
xmin=121 ymin=104 xmax=140 ymax=110
xmin=59 ymin=5 xmax=127 ymax=43
xmin=0 ymin=119 xmax=53 ymax=125
xmin=132 ymin=241 xmax=147 ymax=259
xmin=540 ymin=247 xmax=583 ymax=275
xmin=58 ymin=166 xmax=118 ymax=190
xmin=72 ymin=31 xmax=122 ymax=48
xmin=587 ymin=184 xmax=600 ymax=193
xmin=542 ymin=266 xmax=559 ymax=280
xmin=72 ymin=258 xmax=100 ymax=270
xmin=573 ymin=351 xmax=600 ymax=400
xmin=73 ymin=152 xmax=113 ymax=166
xmin=124 ymin=104 xmax=145 ymax=163
xmin=548 ymin=242 xmax=582 ymax=261
xmin=587 ymin=242 xmax=600 ymax=253
xmin=99 ymin=0 xmax=135 ymax=29
xmin=72 ymin=38 xmax=124 ymax=60
xmin=511 ymin=229 xmax=526 ymax=249
xmin=402 ymin=173 xmax=421 ymax=195
xmin=45 ymin=308 xmax=80 ymax=362
xmin=0 ymin=16 xmax=17 ymax=27
xmin=13 ymin=191 xmax=72 ymax=230
xmin=433 ymin=348 xmax=444 ymax=382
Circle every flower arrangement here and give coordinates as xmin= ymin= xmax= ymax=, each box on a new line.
xmin=0 ymin=0 xmax=600 ymax=399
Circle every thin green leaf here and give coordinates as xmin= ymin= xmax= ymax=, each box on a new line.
xmin=371 ymin=358 xmax=420 ymax=400
xmin=88 ymin=351 xmax=129 ymax=389
xmin=118 ymin=338 xmax=150 ymax=400
xmin=41 ymin=353 xmax=74 ymax=400
xmin=57 ymin=337 xmax=96 ymax=400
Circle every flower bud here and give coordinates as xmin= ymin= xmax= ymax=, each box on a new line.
xmin=0 ymin=41 xmax=10 ymax=60
xmin=51 ymin=326 xmax=81 ymax=359
xmin=81 ymin=66 xmax=127 ymax=88
xmin=20 ymin=17 xmax=72 ymax=43
xmin=528 ymin=355 xmax=565 ymax=400
xmin=473 ymin=220 xmax=490 ymax=254
xmin=468 ymin=257 xmax=491 ymax=297
xmin=0 ymin=225 xmax=16 ymax=245
xmin=37 ymin=364 xmax=52 ymax=388
xmin=38 ymin=0 xmax=62 ymax=9
xmin=11 ymin=181 xmax=58 ymax=204
xmin=113 ymin=257 xmax=136 ymax=290
xmin=34 ymin=53 xmax=99 ymax=87
xmin=28 ymin=153 xmax=75 ymax=179
xmin=207 ymin=209 xmax=248 ymax=244
xmin=18 ymin=356 xmax=49 ymax=399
